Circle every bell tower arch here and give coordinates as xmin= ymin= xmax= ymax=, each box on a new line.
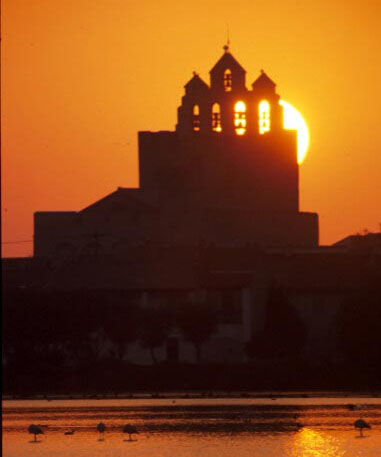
xmin=209 ymin=45 xmax=246 ymax=93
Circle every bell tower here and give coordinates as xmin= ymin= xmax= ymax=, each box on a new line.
xmin=250 ymin=70 xmax=284 ymax=133
xmin=209 ymin=45 xmax=246 ymax=93
xmin=140 ymin=46 xmax=318 ymax=247
xmin=34 ymin=44 xmax=319 ymax=260
xmin=176 ymin=46 xmax=285 ymax=138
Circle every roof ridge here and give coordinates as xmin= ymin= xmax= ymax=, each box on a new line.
xmin=209 ymin=51 xmax=246 ymax=74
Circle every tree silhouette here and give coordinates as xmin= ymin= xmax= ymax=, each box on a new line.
xmin=139 ymin=306 xmax=172 ymax=364
xmin=247 ymin=283 xmax=306 ymax=359
xmin=103 ymin=298 xmax=140 ymax=360
xmin=176 ymin=301 xmax=218 ymax=363
xmin=336 ymin=293 xmax=381 ymax=366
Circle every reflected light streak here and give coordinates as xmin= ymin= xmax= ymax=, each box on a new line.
xmin=291 ymin=427 xmax=345 ymax=457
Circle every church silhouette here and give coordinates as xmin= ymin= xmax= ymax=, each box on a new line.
xmin=3 ymin=46 xmax=380 ymax=370
xmin=34 ymin=46 xmax=318 ymax=258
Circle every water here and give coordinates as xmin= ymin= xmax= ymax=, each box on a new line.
xmin=3 ymin=396 xmax=381 ymax=456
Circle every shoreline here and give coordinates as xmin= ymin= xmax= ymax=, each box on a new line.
xmin=3 ymin=390 xmax=381 ymax=402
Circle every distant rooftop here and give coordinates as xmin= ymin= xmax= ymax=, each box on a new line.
xmin=333 ymin=233 xmax=381 ymax=251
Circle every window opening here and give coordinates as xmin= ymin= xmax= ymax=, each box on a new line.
xmin=223 ymin=69 xmax=232 ymax=92
xmin=192 ymin=105 xmax=200 ymax=131
xmin=259 ymin=100 xmax=270 ymax=134
xmin=234 ymin=101 xmax=246 ymax=135
xmin=212 ymin=103 xmax=222 ymax=132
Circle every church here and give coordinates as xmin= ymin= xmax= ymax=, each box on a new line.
xmin=4 ymin=47 xmax=379 ymax=367
xmin=34 ymin=46 xmax=318 ymax=259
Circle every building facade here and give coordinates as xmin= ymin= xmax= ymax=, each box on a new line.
xmin=6 ymin=47 xmax=379 ymax=369
xmin=34 ymin=47 xmax=318 ymax=259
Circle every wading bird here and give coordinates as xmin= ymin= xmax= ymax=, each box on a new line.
xmin=97 ymin=422 xmax=106 ymax=440
xmin=354 ymin=419 xmax=371 ymax=436
xmin=28 ymin=424 xmax=44 ymax=442
xmin=123 ymin=424 xmax=139 ymax=441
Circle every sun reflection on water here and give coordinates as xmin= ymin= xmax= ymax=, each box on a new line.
xmin=3 ymin=398 xmax=381 ymax=457
xmin=290 ymin=428 xmax=345 ymax=457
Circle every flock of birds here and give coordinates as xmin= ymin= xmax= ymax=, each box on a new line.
xmin=28 ymin=419 xmax=372 ymax=441
xmin=28 ymin=422 xmax=139 ymax=442
xmin=27 ymin=403 xmax=373 ymax=442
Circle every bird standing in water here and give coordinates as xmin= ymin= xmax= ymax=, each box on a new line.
xmin=97 ymin=422 xmax=106 ymax=440
xmin=354 ymin=419 xmax=371 ymax=437
xmin=123 ymin=424 xmax=139 ymax=441
xmin=28 ymin=424 xmax=44 ymax=442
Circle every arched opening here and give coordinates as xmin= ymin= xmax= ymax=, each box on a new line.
xmin=259 ymin=100 xmax=270 ymax=134
xmin=192 ymin=105 xmax=200 ymax=131
xmin=223 ymin=69 xmax=232 ymax=92
xmin=212 ymin=103 xmax=222 ymax=132
xmin=234 ymin=101 xmax=246 ymax=135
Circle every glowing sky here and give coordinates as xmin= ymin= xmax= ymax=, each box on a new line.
xmin=2 ymin=0 xmax=381 ymax=257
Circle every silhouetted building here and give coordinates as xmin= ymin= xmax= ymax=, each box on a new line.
xmin=34 ymin=46 xmax=318 ymax=258
xmin=6 ymin=47 xmax=379 ymax=369
xmin=333 ymin=233 xmax=381 ymax=253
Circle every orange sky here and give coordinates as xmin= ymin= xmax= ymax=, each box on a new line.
xmin=2 ymin=0 xmax=381 ymax=257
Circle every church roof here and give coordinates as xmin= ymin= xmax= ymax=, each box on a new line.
xmin=252 ymin=70 xmax=276 ymax=89
xmin=209 ymin=50 xmax=246 ymax=74
xmin=333 ymin=233 xmax=381 ymax=250
xmin=184 ymin=73 xmax=209 ymax=91
xmin=80 ymin=188 xmax=156 ymax=214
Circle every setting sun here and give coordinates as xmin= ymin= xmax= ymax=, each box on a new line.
xmin=280 ymin=100 xmax=309 ymax=164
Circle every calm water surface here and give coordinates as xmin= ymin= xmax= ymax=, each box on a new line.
xmin=3 ymin=397 xmax=381 ymax=457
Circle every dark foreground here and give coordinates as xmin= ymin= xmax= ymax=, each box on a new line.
xmin=3 ymin=360 xmax=381 ymax=398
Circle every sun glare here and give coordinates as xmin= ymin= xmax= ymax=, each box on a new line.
xmin=279 ymin=100 xmax=309 ymax=164
xmin=292 ymin=428 xmax=343 ymax=457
